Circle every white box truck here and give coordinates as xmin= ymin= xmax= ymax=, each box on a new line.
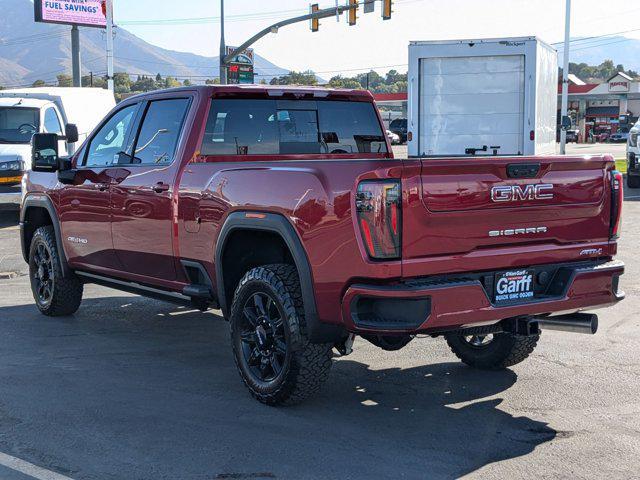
xmin=407 ymin=37 xmax=558 ymax=157
xmin=0 ymin=87 xmax=115 ymax=182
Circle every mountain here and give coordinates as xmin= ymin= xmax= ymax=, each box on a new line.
xmin=0 ymin=0 xmax=289 ymax=87
xmin=567 ymin=36 xmax=640 ymax=72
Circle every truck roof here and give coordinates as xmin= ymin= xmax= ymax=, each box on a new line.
xmin=409 ymin=36 xmax=555 ymax=50
xmin=0 ymin=97 xmax=51 ymax=109
xmin=123 ymin=85 xmax=375 ymax=102
xmin=0 ymin=87 xmax=116 ymax=135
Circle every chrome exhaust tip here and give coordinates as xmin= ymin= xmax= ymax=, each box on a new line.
xmin=534 ymin=313 xmax=598 ymax=335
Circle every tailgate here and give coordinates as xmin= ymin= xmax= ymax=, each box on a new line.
xmin=402 ymin=155 xmax=615 ymax=271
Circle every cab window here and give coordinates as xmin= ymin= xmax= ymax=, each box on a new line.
xmin=201 ymin=99 xmax=387 ymax=156
xmin=129 ymin=98 xmax=190 ymax=165
xmin=43 ymin=108 xmax=62 ymax=135
xmin=84 ymin=104 xmax=137 ymax=167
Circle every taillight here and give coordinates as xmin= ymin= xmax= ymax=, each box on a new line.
xmin=356 ymin=181 xmax=402 ymax=259
xmin=610 ymin=170 xmax=623 ymax=238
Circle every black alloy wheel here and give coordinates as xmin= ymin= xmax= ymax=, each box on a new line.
xmin=28 ymin=226 xmax=83 ymax=316
xmin=239 ymin=291 xmax=288 ymax=383
xmin=31 ymin=241 xmax=55 ymax=308
xmin=230 ymin=264 xmax=334 ymax=405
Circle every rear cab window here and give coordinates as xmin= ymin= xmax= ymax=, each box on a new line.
xmin=200 ymin=98 xmax=388 ymax=156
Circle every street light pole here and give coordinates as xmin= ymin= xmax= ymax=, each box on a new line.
xmin=106 ymin=0 xmax=115 ymax=93
xmin=219 ymin=0 xmax=227 ymax=85
xmin=560 ymin=0 xmax=571 ymax=154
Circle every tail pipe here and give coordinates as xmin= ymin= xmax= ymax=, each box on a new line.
xmin=533 ymin=313 xmax=598 ymax=335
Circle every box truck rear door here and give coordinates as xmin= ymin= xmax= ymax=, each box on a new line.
xmin=418 ymin=55 xmax=525 ymax=156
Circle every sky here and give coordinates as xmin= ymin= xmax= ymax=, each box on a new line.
xmin=114 ymin=0 xmax=640 ymax=75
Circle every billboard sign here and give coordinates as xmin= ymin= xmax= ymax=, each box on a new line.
xmin=34 ymin=0 xmax=107 ymax=29
xmin=225 ymin=46 xmax=255 ymax=84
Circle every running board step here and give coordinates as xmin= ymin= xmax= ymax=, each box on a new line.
xmin=76 ymin=271 xmax=218 ymax=310
xmin=182 ymin=284 xmax=212 ymax=299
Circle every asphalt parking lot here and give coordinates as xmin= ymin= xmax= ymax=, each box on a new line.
xmin=0 ymin=185 xmax=638 ymax=479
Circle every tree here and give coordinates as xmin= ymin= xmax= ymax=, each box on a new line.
xmin=565 ymin=61 xmax=638 ymax=82
xmin=327 ymin=75 xmax=361 ymax=89
xmin=182 ymin=79 xmax=192 ymax=86
xmin=57 ymin=74 xmax=72 ymax=87
xmin=356 ymin=70 xmax=384 ymax=90
xmin=385 ymin=69 xmax=406 ymax=85
xmin=32 ymin=80 xmax=47 ymax=87
xmin=81 ymin=74 xmax=106 ymax=88
xmin=165 ymin=76 xmax=181 ymax=88
xmin=114 ymin=73 xmax=132 ymax=94
xmin=270 ymin=70 xmax=317 ymax=85
xmin=131 ymin=75 xmax=156 ymax=92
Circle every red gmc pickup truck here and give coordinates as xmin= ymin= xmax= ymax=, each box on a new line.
xmin=21 ymin=85 xmax=625 ymax=405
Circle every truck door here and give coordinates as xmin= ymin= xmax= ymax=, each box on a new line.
xmin=110 ymin=97 xmax=191 ymax=281
xmin=59 ymin=103 xmax=139 ymax=270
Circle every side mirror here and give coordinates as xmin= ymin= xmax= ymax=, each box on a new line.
xmin=31 ymin=133 xmax=59 ymax=172
xmin=65 ymin=123 xmax=79 ymax=144
xmin=561 ymin=116 xmax=572 ymax=131
xmin=57 ymin=159 xmax=77 ymax=185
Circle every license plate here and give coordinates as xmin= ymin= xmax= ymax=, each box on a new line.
xmin=0 ymin=176 xmax=22 ymax=184
xmin=494 ymin=269 xmax=535 ymax=305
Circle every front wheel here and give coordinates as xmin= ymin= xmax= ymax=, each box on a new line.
xmin=29 ymin=226 xmax=83 ymax=316
xmin=230 ymin=264 xmax=333 ymax=406
xmin=444 ymin=331 xmax=539 ymax=370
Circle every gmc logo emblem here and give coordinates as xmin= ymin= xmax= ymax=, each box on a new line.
xmin=491 ymin=184 xmax=554 ymax=203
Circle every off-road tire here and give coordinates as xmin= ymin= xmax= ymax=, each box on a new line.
xmin=29 ymin=226 xmax=83 ymax=316
xmin=628 ymin=174 xmax=640 ymax=189
xmin=445 ymin=331 xmax=540 ymax=370
xmin=230 ymin=264 xmax=333 ymax=406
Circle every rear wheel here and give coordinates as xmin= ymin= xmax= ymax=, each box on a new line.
xmin=28 ymin=226 xmax=83 ymax=316
xmin=445 ymin=331 xmax=539 ymax=369
xmin=230 ymin=264 xmax=333 ymax=405
xmin=628 ymin=174 xmax=640 ymax=189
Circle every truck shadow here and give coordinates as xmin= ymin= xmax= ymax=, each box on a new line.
xmin=0 ymin=296 xmax=556 ymax=479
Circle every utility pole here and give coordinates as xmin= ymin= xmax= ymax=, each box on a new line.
xmin=560 ymin=0 xmax=571 ymax=154
xmin=71 ymin=25 xmax=81 ymax=87
xmin=219 ymin=0 xmax=227 ymax=84
xmin=106 ymin=0 xmax=115 ymax=93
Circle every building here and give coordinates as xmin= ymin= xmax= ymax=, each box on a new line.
xmin=373 ymin=71 xmax=640 ymax=142
xmin=561 ymin=72 xmax=639 ymax=142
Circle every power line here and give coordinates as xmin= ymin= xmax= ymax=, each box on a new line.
xmin=554 ymin=29 xmax=640 ymax=49
xmin=117 ymin=0 xmax=419 ymax=26
xmin=0 ymin=30 xmax=69 ymax=48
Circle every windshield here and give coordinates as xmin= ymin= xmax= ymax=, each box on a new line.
xmin=0 ymin=107 xmax=40 ymax=144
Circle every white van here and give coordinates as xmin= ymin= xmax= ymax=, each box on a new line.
xmin=0 ymin=87 xmax=115 ymax=187
xmin=627 ymin=120 xmax=640 ymax=188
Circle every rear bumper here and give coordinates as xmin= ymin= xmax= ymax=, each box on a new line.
xmin=341 ymin=260 xmax=624 ymax=334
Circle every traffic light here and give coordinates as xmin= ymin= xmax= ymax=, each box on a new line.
xmin=348 ymin=0 xmax=357 ymax=26
xmin=382 ymin=0 xmax=392 ymax=20
xmin=310 ymin=4 xmax=320 ymax=32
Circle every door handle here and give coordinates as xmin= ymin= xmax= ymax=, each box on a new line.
xmin=153 ymin=182 xmax=170 ymax=193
